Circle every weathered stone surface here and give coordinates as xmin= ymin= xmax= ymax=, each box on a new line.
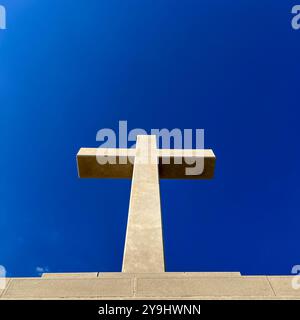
xmin=76 ymin=147 xmax=215 ymax=179
xmin=158 ymin=149 xmax=215 ymax=179
xmin=3 ymin=278 xmax=133 ymax=299
xmin=136 ymin=276 xmax=275 ymax=298
xmin=184 ymin=272 xmax=241 ymax=277
xmin=268 ymin=276 xmax=300 ymax=297
xmin=1 ymin=275 xmax=300 ymax=299
xmin=0 ymin=278 xmax=10 ymax=298
xmin=122 ymin=136 xmax=164 ymax=273
xmin=42 ymin=273 xmax=98 ymax=278
xmin=98 ymin=272 xmax=241 ymax=278
xmin=77 ymin=148 xmax=135 ymax=179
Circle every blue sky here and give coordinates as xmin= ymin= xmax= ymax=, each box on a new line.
xmin=1 ymin=1 xmax=299 ymax=276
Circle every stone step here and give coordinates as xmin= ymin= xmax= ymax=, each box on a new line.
xmin=2 ymin=276 xmax=299 ymax=299
xmin=42 ymin=272 xmax=241 ymax=279
xmin=98 ymin=272 xmax=242 ymax=278
xmin=42 ymin=273 xmax=98 ymax=278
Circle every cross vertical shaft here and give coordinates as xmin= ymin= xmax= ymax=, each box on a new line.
xmin=122 ymin=135 xmax=165 ymax=273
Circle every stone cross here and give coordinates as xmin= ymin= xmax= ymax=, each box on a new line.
xmin=77 ymin=135 xmax=215 ymax=273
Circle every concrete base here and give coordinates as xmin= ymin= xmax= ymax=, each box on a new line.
xmin=1 ymin=272 xmax=299 ymax=300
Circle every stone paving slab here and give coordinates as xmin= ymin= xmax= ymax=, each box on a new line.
xmin=42 ymin=273 xmax=98 ymax=278
xmin=1 ymin=275 xmax=299 ymax=299
xmin=2 ymin=278 xmax=133 ymax=299
xmin=267 ymin=276 xmax=300 ymax=297
xmin=98 ymin=272 xmax=241 ymax=278
xmin=0 ymin=278 xmax=10 ymax=298
xmin=136 ymin=276 xmax=275 ymax=298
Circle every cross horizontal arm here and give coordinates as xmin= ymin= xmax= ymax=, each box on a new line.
xmin=77 ymin=148 xmax=216 ymax=179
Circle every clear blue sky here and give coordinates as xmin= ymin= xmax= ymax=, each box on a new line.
xmin=1 ymin=1 xmax=299 ymax=276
